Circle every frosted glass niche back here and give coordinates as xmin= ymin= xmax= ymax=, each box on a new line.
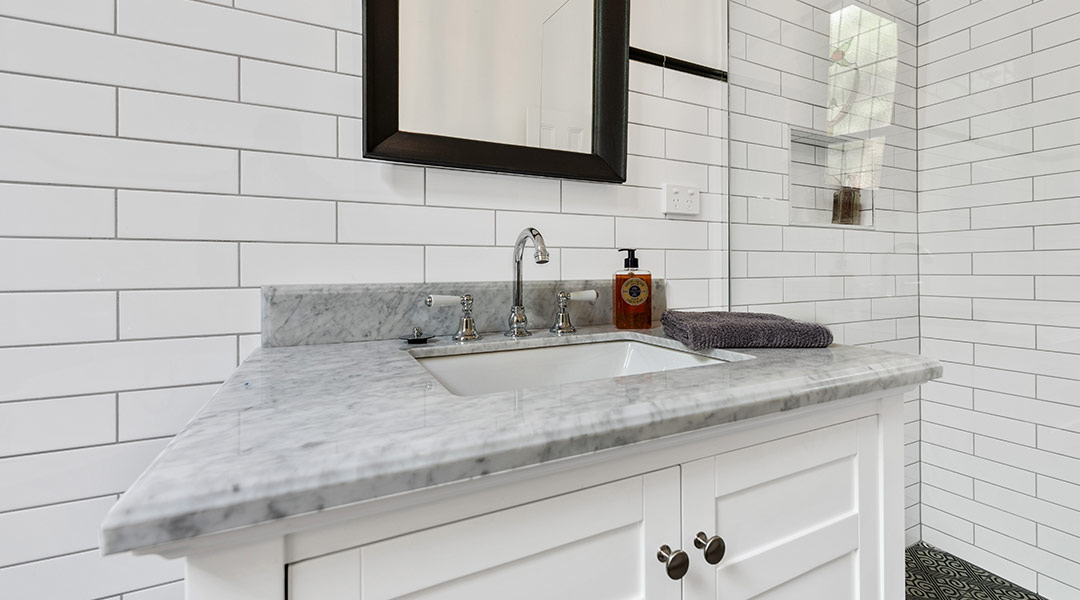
xmin=399 ymin=0 xmax=595 ymax=153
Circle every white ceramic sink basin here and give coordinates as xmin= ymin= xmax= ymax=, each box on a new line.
xmin=416 ymin=340 xmax=723 ymax=396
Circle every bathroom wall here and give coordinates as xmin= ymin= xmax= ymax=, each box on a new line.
xmin=916 ymin=0 xmax=1080 ymax=596
xmin=0 ymin=0 xmax=727 ymax=597
xmin=725 ymin=0 xmax=923 ymax=543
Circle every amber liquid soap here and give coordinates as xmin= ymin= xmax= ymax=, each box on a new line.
xmin=613 ymin=248 xmax=652 ymax=329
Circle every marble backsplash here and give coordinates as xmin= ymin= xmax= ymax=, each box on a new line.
xmin=262 ymin=279 xmax=668 ymax=347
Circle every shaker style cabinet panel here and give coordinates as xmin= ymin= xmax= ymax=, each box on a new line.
xmin=289 ymin=468 xmax=682 ymax=600
xmin=279 ymin=397 xmax=902 ymax=600
xmin=680 ymin=419 xmax=878 ymax=600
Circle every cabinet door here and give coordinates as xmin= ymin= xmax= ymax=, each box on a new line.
xmin=289 ymin=469 xmax=682 ymax=600
xmin=681 ymin=418 xmax=882 ymax=600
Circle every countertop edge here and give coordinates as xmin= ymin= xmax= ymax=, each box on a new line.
xmin=100 ymin=347 xmax=940 ymax=556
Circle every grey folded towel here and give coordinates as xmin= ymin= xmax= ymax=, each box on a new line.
xmin=661 ymin=310 xmax=833 ymax=350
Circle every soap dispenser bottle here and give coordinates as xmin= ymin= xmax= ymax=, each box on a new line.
xmin=614 ymin=248 xmax=652 ymax=329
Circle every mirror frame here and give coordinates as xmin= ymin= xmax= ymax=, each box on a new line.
xmin=363 ymin=0 xmax=630 ymax=183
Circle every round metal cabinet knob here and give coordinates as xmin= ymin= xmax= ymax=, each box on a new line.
xmin=694 ymin=532 xmax=726 ymax=565
xmin=656 ymin=545 xmax=690 ymax=580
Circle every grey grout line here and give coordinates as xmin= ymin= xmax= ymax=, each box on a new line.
xmin=174 ymin=0 xmax=352 ymax=34
xmin=0 ymin=383 xmax=222 ymax=408
xmin=920 ymin=501 xmax=1034 ymax=549
xmin=0 ymin=67 xmax=357 ymax=120
xmin=0 ymin=492 xmax=139 ymax=519
xmin=921 ymin=486 xmax=1080 ymax=563
xmin=0 ymin=14 xmax=351 ymax=75
xmin=103 ymin=579 xmax=186 ymax=600
xmin=918 ymin=92 xmax=1080 ymax=133
xmin=0 ymin=331 xmax=262 ymax=351
xmin=920 ymin=525 xmax=1042 ymax=578
xmin=0 ymin=379 xmax=229 ymax=407
xmin=0 ymin=123 xmax=355 ymax=160
xmin=920 ymin=438 xmax=1080 ymax=490
xmin=0 ymin=177 xmax=696 ymax=207
xmin=1 ymin=546 xmax=112 ymax=571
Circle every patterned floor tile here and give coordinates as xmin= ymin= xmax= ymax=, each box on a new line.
xmin=906 ymin=542 xmax=1048 ymax=600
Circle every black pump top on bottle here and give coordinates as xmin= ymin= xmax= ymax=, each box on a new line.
xmin=618 ymin=248 xmax=639 ymax=269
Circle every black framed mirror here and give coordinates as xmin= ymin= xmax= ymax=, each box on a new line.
xmin=363 ymin=0 xmax=630 ymax=183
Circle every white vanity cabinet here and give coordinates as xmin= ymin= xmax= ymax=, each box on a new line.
xmin=280 ymin=395 xmax=902 ymax=600
xmin=290 ymin=470 xmax=682 ymax=600
xmin=680 ymin=419 xmax=878 ymax=600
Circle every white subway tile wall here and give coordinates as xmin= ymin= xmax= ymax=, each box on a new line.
xmin=8 ymin=0 xmax=1076 ymax=594
xmin=0 ymin=1 xmax=727 ymax=596
xmin=917 ymin=0 xmax=1080 ymax=595
xmin=727 ymin=0 xmax=922 ymax=543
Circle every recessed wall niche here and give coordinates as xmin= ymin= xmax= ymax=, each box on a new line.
xmin=786 ymin=4 xmax=908 ymax=230
xmin=789 ymin=127 xmax=878 ymax=229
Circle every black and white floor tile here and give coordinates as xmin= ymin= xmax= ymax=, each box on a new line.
xmin=906 ymin=542 xmax=1048 ymax=600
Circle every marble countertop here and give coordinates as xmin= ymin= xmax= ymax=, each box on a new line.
xmin=101 ymin=326 xmax=941 ymax=554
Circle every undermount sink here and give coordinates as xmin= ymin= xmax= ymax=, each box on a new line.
xmin=415 ymin=340 xmax=724 ymax=396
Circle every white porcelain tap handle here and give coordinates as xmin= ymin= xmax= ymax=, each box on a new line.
xmin=426 ymin=294 xmax=461 ymax=308
xmin=568 ymin=290 xmax=598 ymax=302
xmin=425 ymin=294 xmax=479 ymax=341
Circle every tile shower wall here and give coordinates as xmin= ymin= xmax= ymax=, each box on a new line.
xmin=916 ymin=0 xmax=1080 ymax=596
xmin=0 ymin=1 xmax=726 ymax=597
xmin=726 ymin=0 xmax=923 ymax=543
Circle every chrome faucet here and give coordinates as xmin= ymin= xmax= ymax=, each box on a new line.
xmin=506 ymin=227 xmax=549 ymax=337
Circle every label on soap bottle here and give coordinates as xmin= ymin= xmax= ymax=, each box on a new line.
xmin=620 ymin=277 xmax=649 ymax=306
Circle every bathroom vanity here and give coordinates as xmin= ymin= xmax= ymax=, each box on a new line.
xmin=101 ymin=297 xmax=940 ymax=600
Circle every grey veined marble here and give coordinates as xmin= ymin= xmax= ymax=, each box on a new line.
xmin=102 ymin=326 xmax=941 ymax=555
xmin=262 ymin=279 xmax=668 ymax=347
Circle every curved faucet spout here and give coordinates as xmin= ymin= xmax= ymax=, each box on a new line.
xmin=507 ymin=227 xmax=549 ymax=337
xmin=514 ymin=227 xmax=549 ymax=265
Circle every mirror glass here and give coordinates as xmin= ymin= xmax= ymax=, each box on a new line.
xmin=399 ymin=0 xmax=596 ymax=153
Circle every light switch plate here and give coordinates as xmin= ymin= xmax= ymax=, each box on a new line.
xmin=663 ymin=183 xmax=701 ymax=216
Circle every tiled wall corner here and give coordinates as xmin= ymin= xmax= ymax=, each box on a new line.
xmin=726 ymin=0 xmax=922 ymax=540
xmin=917 ymin=0 xmax=1080 ymax=596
